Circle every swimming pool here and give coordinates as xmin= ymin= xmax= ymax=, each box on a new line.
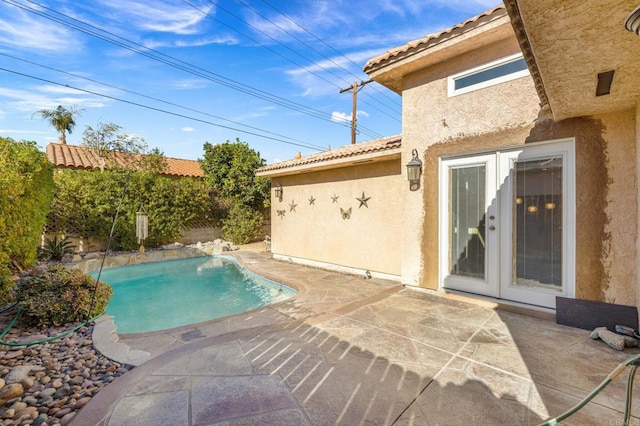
xmin=93 ymin=256 xmax=296 ymax=334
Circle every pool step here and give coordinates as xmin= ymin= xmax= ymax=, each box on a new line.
xmin=92 ymin=315 xmax=150 ymax=367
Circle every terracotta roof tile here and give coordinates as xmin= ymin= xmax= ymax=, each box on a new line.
xmin=256 ymin=135 xmax=401 ymax=174
xmin=363 ymin=5 xmax=506 ymax=73
xmin=46 ymin=143 xmax=203 ymax=177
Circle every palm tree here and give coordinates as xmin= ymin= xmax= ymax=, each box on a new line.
xmin=34 ymin=105 xmax=82 ymax=144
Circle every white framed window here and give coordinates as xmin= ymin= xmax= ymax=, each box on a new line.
xmin=447 ymin=53 xmax=530 ymax=97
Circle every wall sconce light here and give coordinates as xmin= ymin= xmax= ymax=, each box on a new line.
xmin=626 ymin=5 xmax=640 ymax=35
xmin=274 ymin=183 xmax=283 ymax=202
xmin=406 ymin=149 xmax=422 ymax=191
xmin=545 ymin=202 xmax=556 ymax=210
xmin=527 ymin=205 xmax=538 ymax=213
xmin=515 ymin=197 xmax=523 ymax=205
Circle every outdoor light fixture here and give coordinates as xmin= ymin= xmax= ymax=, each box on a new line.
xmin=406 ymin=149 xmax=422 ymax=191
xmin=274 ymin=183 xmax=283 ymax=202
xmin=626 ymin=5 xmax=640 ymax=35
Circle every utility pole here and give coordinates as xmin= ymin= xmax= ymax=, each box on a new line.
xmin=340 ymin=79 xmax=372 ymax=144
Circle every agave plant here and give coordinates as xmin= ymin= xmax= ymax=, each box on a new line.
xmin=37 ymin=236 xmax=76 ymax=262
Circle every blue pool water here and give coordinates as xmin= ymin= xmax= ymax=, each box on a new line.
xmin=92 ymin=256 xmax=296 ymax=334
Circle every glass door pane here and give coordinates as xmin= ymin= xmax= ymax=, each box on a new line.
xmin=512 ymin=157 xmax=562 ymax=290
xmin=449 ymin=165 xmax=486 ymax=280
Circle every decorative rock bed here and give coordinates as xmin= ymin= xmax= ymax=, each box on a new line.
xmin=0 ymin=315 xmax=132 ymax=426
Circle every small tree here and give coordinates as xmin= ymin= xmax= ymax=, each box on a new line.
xmin=82 ymin=122 xmax=167 ymax=174
xmin=201 ymin=139 xmax=270 ymax=243
xmin=34 ymin=105 xmax=82 ymax=145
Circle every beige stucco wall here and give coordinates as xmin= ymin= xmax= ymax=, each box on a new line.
xmin=527 ymin=112 xmax=637 ymax=305
xmin=418 ymin=110 xmax=637 ymax=307
xmin=270 ymin=160 xmax=402 ymax=278
xmin=400 ymin=35 xmax=541 ymax=287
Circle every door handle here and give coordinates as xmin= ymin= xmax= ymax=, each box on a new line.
xmin=489 ymin=226 xmax=496 ymax=231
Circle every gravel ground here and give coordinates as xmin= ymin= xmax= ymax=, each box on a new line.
xmin=0 ymin=308 xmax=133 ymax=426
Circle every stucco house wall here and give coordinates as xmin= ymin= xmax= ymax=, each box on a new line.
xmin=398 ymin=29 xmax=541 ymax=288
xmin=269 ymin=159 xmax=402 ymax=279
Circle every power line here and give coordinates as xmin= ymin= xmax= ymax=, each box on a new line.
xmin=4 ymin=0 xmax=348 ymax=129
xmin=4 ymin=0 xmax=389 ymax=140
xmin=224 ymin=0 xmax=402 ymax=121
xmin=258 ymin=0 xmax=402 ymax=109
xmin=0 ymin=66 xmax=327 ymax=151
xmin=0 ymin=52 xmax=320 ymax=149
xmin=185 ymin=0 xmax=389 ymax=136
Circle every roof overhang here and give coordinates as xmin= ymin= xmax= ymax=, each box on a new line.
xmin=364 ymin=7 xmax=513 ymax=94
xmin=256 ymin=137 xmax=401 ymax=178
xmin=504 ymin=0 xmax=640 ymax=121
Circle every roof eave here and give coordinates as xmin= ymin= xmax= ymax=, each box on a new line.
xmin=256 ymin=149 xmax=401 ymax=178
xmin=363 ymin=6 xmax=511 ymax=93
xmin=503 ymin=0 xmax=550 ymax=115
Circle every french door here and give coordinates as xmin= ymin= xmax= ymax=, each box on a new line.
xmin=439 ymin=139 xmax=575 ymax=309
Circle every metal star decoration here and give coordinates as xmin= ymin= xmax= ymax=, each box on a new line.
xmin=289 ymin=200 xmax=297 ymax=212
xmin=308 ymin=195 xmax=316 ymax=205
xmin=331 ymin=193 xmax=339 ymax=203
xmin=356 ymin=191 xmax=371 ymax=208
xmin=277 ymin=210 xmax=285 ymax=218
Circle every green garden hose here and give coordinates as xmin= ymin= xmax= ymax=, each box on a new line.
xmin=0 ymin=307 xmax=103 ymax=347
xmin=540 ymin=353 xmax=640 ymax=425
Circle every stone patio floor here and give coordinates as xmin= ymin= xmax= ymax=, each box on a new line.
xmin=72 ymin=251 xmax=640 ymax=425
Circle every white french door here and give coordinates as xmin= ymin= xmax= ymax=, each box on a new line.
xmin=439 ymin=139 xmax=575 ymax=309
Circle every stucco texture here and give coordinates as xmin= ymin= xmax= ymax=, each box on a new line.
xmin=526 ymin=112 xmax=637 ymax=305
xmin=418 ymin=111 xmax=637 ymax=306
xmin=270 ymin=160 xmax=402 ymax=277
xmin=399 ymin=37 xmax=540 ymax=289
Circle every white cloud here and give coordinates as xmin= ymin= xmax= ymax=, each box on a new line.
xmin=331 ymin=111 xmax=351 ymax=123
xmin=95 ymin=0 xmax=213 ymax=35
xmin=182 ymin=127 xmax=195 ymax=132
xmin=0 ymin=86 xmax=106 ymax=113
xmin=0 ymin=5 xmax=82 ymax=54
xmin=331 ymin=110 xmax=370 ymax=123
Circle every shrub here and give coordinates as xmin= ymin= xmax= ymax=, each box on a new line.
xmin=16 ymin=264 xmax=113 ymax=327
xmin=0 ymin=261 xmax=13 ymax=306
xmin=221 ymin=203 xmax=263 ymax=244
xmin=37 ymin=236 xmax=76 ymax=262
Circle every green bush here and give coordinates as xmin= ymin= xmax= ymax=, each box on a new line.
xmin=0 ymin=137 xmax=54 ymax=304
xmin=49 ymin=170 xmax=210 ymax=251
xmin=16 ymin=264 xmax=113 ymax=327
xmin=221 ymin=203 xmax=263 ymax=244
xmin=0 ymin=261 xmax=13 ymax=306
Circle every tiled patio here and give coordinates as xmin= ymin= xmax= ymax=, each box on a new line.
xmin=73 ymin=251 xmax=640 ymax=425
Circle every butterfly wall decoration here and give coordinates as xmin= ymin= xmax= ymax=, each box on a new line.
xmin=277 ymin=210 xmax=286 ymax=218
xmin=340 ymin=207 xmax=352 ymax=220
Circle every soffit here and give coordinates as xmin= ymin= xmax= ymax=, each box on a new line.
xmin=506 ymin=0 xmax=640 ymax=121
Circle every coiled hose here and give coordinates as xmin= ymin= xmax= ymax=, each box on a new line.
xmin=0 ymin=304 xmax=103 ymax=347
xmin=540 ymin=353 xmax=640 ymax=425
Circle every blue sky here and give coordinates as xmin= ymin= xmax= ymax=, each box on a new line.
xmin=0 ymin=0 xmax=497 ymax=163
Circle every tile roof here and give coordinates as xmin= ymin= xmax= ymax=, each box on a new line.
xmin=363 ymin=5 xmax=507 ymax=73
xmin=46 ymin=143 xmax=203 ymax=178
xmin=255 ymin=135 xmax=401 ymax=174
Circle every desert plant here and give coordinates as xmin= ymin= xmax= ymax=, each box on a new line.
xmin=16 ymin=264 xmax=113 ymax=327
xmin=37 ymin=236 xmax=76 ymax=262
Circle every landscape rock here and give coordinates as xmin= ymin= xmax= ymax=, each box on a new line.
xmin=0 ymin=309 xmax=134 ymax=425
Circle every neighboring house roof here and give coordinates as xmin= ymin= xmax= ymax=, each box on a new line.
xmin=255 ymin=135 xmax=401 ymax=177
xmin=363 ymin=5 xmax=508 ymax=92
xmin=46 ymin=143 xmax=203 ymax=178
